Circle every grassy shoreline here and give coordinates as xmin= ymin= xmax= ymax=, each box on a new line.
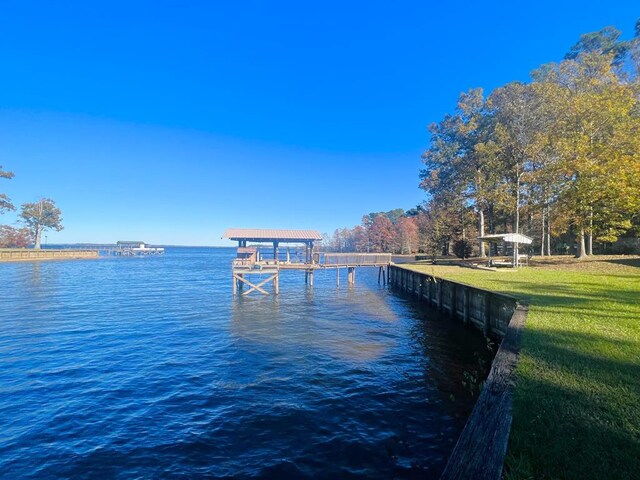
xmin=403 ymin=256 xmax=640 ymax=480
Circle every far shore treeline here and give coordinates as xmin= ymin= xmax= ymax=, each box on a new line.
xmin=327 ymin=21 xmax=640 ymax=258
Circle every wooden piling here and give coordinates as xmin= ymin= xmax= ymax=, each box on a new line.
xmin=347 ymin=267 xmax=355 ymax=285
xmin=463 ymin=287 xmax=470 ymax=326
xmin=484 ymin=292 xmax=492 ymax=336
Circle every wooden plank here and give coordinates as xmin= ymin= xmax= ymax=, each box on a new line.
xmin=440 ymin=305 xmax=528 ymax=480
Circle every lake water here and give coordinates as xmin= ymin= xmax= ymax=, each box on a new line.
xmin=0 ymin=248 xmax=493 ymax=479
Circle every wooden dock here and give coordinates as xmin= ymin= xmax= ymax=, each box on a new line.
xmin=223 ymin=229 xmax=391 ymax=296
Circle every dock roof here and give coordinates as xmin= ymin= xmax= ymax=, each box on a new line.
xmin=222 ymin=228 xmax=322 ymax=242
xmin=477 ymin=233 xmax=533 ymax=245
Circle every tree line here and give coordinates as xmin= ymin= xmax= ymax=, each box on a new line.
xmin=323 ymin=207 xmax=471 ymax=258
xmin=325 ymin=22 xmax=640 ymax=259
xmin=420 ymin=22 xmax=640 ymax=258
xmin=0 ymin=165 xmax=63 ymax=248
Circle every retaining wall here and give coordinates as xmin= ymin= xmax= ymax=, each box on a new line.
xmin=0 ymin=249 xmax=99 ymax=261
xmin=389 ymin=264 xmax=527 ymax=479
xmin=388 ymin=264 xmax=517 ymax=337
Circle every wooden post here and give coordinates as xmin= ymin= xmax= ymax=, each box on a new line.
xmin=273 ymin=241 xmax=279 ymax=264
xmin=463 ymin=287 xmax=470 ymax=326
xmin=274 ymin=272 xmax=279 ymax=295
xmin=309 ymin=270 xmax=314 ymax=286
xmin=347 ymin=267 xmax=355 ymax=285
xmin=378 ymin=266 xmax=382 ymax=284
xmin=233 ymin=272 xmax=237 ymax=295
xmin=450 ymin=282 xmax=457 ymax=319
xmin=286 ymin=247 xmax=290 ymax=264
xmin=484 ymin=292 xmax=492 ymax=336
xmin=238 ymin=273 xmax=244 ymax=292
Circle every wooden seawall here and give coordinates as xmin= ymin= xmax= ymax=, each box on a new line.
xmin=0 ymin=249 xmax=99 ymax=262
xmin=388 ymin=265 xmax=517 ymax=337
xmin=388 ymin=265 xmax=527 ymax=480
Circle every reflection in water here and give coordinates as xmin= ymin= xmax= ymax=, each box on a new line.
xmin=230 ymin=278 xmax=397 ymax=363
xmin=31 ymin=262 xmax=42 ymax=286
xmin=0 ymin=249 xmax=494 ymax=479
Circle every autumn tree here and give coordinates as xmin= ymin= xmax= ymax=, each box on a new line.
xmin=368 ymin=215 xmax=395 ymax=252
xmin=352 ymin=225 xmax=369 ymax=252
xmin=20 ymin=198 xmax=63 ymax=249
xmin=0 ymin=226 xmax=32 ymax=248
xmin=396 ymin=216 xmax=419 ymax=254
xmin=0 ymin=165 xmax=15 ymax=215
xmin=421 ymin=89 xmax=510 ymax=257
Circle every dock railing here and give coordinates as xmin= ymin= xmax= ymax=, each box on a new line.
xmin=322 ymin=253 xmax=392 ymax=266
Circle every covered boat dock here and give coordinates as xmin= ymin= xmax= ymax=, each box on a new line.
xmin=222 ymin=228 xmax=392 ymax=295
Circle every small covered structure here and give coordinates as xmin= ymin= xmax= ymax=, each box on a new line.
xmin=477 ymin=233 xmax=533 ymax=268
xmin=222 ymin=228 xmax=323 ymax=295
xmin=222 ymin=228 xmax=322 ymax=265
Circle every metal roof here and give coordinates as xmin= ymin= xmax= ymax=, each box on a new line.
xmin=477 ymin=233 xmax=533 ymax=245
xmin=222 ymin=228 xmax=323 ymax=242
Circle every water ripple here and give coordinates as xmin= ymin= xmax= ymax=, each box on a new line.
xmin=0 ymin=248 xmax=493 ymax=479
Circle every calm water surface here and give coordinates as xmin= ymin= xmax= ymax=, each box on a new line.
xmin=0 ymin=248 xmax=493 ymax=479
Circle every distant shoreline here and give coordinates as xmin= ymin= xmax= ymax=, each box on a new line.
xmin=0 ymin=249 xmax=99 ymax=263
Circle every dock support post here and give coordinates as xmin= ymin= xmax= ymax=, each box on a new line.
xmin=378 ymin=266 xmax=382 ymax=285
xmin=484 ymin=292 xmax=492 ymax=336
xmin=463 ymin=287 xmax=470 ymax=326
xmin=233 ymin=273 xmax=237 ymax=295
xmin=347 ymin=267 xmax=355 ymax=285
xmin=336 ymin=267 xmax=340 ymax=286
xmin=274 ymin=272 xmax=279 ymax=295
xmin=450 ymin=283 xmax=457 ymax=319
xmin=308 ymin=270 xmax=314 ymax=286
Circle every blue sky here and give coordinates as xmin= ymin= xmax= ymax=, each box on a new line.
xmin=0 ymin=1 xmax=637 ymax=245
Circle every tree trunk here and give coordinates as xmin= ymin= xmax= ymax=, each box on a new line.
xmin=541 ymin=206 xmax=546 ymax=256
xmin=587 ymin=208 xmax=593 ymax=256
xmin=479 ymin=209 xmax=486 ymax=257
xmin=515 ymin=173 xmax=520 ymax=234
xmin=34 ymin=223 xmax=43 ymax=249
xmin=545 ymin=202 xmax=552 ymax=256
xmin=577 ymin=228 xmax=587 ymax=258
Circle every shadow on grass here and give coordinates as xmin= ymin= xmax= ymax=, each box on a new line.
xmin=505 ymin=327 xmax=640 ymax=480
xmin=606 ymin=258 xmax=640 ymax=268
xmin=506 ymin=376 xmax=640 ymax=480
xmin=486 ymin=279 xmax=640 ymax=309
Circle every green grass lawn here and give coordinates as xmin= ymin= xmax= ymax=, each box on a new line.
xmin=404 ymin=257 xmax=640 ymax=480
